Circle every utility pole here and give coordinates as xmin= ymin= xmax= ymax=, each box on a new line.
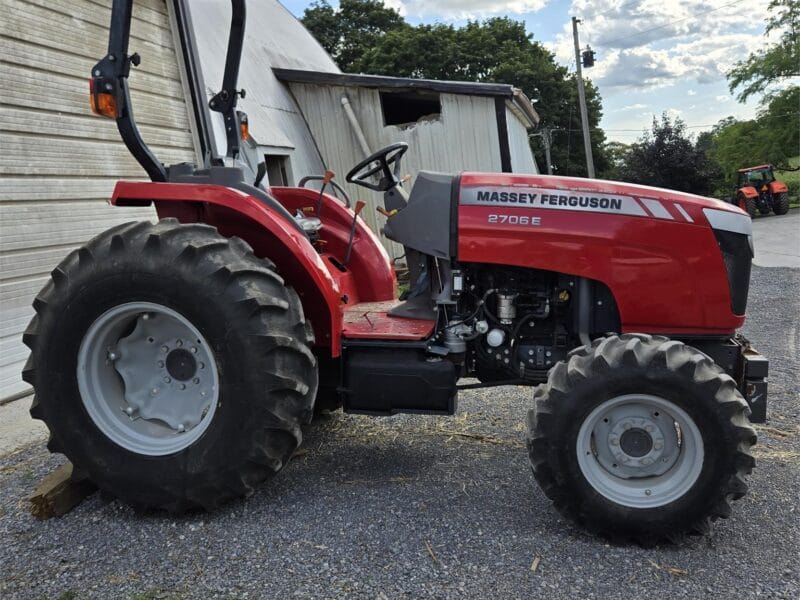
xmin=572 ymin=16 xmax=595 ymax=178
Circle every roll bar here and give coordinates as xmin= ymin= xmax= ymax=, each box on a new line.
xmin=90 ymin=0 xmax=247 ymax=181
xmin=208 ymin=0 xmax=247 ymax=161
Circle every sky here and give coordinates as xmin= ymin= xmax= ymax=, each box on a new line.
xmin=279 ymin=0 xmax=778 ymax=143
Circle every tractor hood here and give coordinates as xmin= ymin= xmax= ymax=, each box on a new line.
xmin=456 ymin=172 xmax=754 ymax=332
xmin=457 ymin=173 xmax=749 ymax=235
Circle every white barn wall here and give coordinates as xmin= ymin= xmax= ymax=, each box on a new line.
xmin=0 ymin=0 xmax=196 ymax=402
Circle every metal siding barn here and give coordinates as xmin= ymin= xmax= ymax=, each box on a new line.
xmin=0 ymin=0 xmax=197 ymax=402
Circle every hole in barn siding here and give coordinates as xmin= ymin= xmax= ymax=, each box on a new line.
xmin=380 ymin=91 xmax=441 ymax=127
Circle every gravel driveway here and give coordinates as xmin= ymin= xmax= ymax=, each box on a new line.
xmin=1 ymin=265 xmax=798 ymax=599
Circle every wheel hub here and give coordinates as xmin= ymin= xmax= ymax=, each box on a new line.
xmin=165 ymin=348 xmax=197 ymax=381
xmin=619 ymin=427 xmax=652 ymax=457
xmin=594 ymin=408 xmax=679 ymax=478
xmin=576 ymin=394 xmax=704 ymax=508
xmin=77 ymin=302 xmax=219 ymax=456
xmin=114 ymin=311 xmax=215 ymax=432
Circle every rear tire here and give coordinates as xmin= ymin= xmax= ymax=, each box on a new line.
xmin=23 ymin=219 xmax=317 ymax=512
xmin=738 ymin=193 xmax=757 ymax=218
xmin=527 ymin=334 xmax=756 ymax=544
xmin=773 ymin=192 xmax=790 ymax=215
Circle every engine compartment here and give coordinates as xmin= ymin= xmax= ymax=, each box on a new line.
xmin=435 ymin=265 xmax=620 ymax=384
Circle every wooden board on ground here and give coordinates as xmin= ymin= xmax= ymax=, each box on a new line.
xmin=29 ymin=462 xmax=97 ymax=519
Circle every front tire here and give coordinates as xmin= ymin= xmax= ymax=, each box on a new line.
xmin=527 ymin=334 xmax=756 ymax=543
xmin=23 ymin=219 xmax=318 ymax=512
xmin=738 ymin=193 xmax=757 ymax=218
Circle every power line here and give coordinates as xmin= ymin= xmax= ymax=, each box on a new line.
xmin=594 ymin=0 xmax=749 ymax=48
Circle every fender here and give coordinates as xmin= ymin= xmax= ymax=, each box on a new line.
xmin=270 ymin=186 xmax=396 ymax=304
xmin=768 ymin=180 xmax=789 ymax=194
xmin=738 ymin=186 xmax=758 ymax=199
xmin=111 ymin=181 xmax=346 ymax=355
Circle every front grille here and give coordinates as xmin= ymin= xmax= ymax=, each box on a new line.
xmin=713 ymin=229 xmax=752 ymax=315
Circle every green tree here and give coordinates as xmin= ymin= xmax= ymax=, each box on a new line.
xmin=709 ymin=86 xmax=800 ymax=191
xmin=302 ymin=0 xmax=405 ymax=73
xmin=618 ymin=114 xmax=718 ymax=195
xmin=601 ymin=141 xmax=632 ymax=181
xmin=303 ymin=7 xmax=608 ymax=177
xmin=727 ymin=0 xmax=800 ymax=102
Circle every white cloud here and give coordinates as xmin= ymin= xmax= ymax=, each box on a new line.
xmin=621 ymin=103 xmax=648 ymax=111
xmin=687 ymin=89 xmax=697 ymax=96
xmin=393 ymin=0 xmax=548 ymax=19
xmin=548 ymin=1 xmax=772 ymax=92
xmin=716 ymin=94 xmax=731 ymax=102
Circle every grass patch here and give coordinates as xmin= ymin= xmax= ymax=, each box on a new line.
xmin=775 ymin=155 xmax=800 ymax=206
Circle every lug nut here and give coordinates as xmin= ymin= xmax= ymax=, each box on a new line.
xmin=125 ymin=406 xmax=135 ymax=416
xmin=107 ymin=351 xmax=118 ymax=361
xmin=179 ymin=383 xmax=186 ymax=390
xmin=193 ymin=378 xmax=200 ymax=384
xmin=176 ymin=340 xmax=183 ymax=347
xmin=191 ymin=347 xmax=198 ymax=354
xmin=158 ymin=360 xmax=164 ymax=368
xmin=645 ymin=489 xmax=652 ymax=496
xmin=199 ymin=362 xmax=205 ymax=370
xmin=609 ymin=437 xmax=619 ymax=446
xmin=164 ymin=376 xmax=171 ymax=383
xmin=151 ymin=388 xmax=159 ymax=395
xmin=161 ymin=345 xmax=169 ymax=353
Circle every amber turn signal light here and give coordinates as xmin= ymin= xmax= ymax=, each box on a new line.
xmin=239 ymin=117 xmax=249 ymax=141
xmin=89 ymin=79 xmax=118 ymax=119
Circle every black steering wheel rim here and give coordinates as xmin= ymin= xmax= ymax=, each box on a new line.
xmin=345 ymin=142 xmax=409 ymax=192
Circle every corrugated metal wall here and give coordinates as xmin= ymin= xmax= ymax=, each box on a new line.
xmin=0 ymin=0 xmax=196 ymax=402
xmin=287 ymin=83 xmax=522 ymax=260
xmin=508 ymin=107 xmax=538 ymax=174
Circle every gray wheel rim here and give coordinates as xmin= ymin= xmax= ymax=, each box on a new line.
xmin=576 ymin=394 xmax=704 ymax=509
xmin=77 ymin=302 xmax=219 ymax=456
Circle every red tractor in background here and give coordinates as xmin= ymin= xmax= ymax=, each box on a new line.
xmin=23 ymin=0 xmax=769 ymax=544
xmin=735 ymin=164 xmax=790 ymax=217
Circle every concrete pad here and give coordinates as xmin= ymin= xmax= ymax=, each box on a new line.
xmin=752 ymin=209 xmax=800 ymax=268
xmin=0 ymin=395 xmax=48 ymax=457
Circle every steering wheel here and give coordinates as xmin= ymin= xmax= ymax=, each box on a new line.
xmin=345 ymin=142 xmax=409 ymax=192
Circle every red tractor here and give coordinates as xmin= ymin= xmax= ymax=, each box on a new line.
xmin=23 ymin=0 xmax=769 ymax=543
xmin=735 ymin=164 xmax=790 ymax=217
